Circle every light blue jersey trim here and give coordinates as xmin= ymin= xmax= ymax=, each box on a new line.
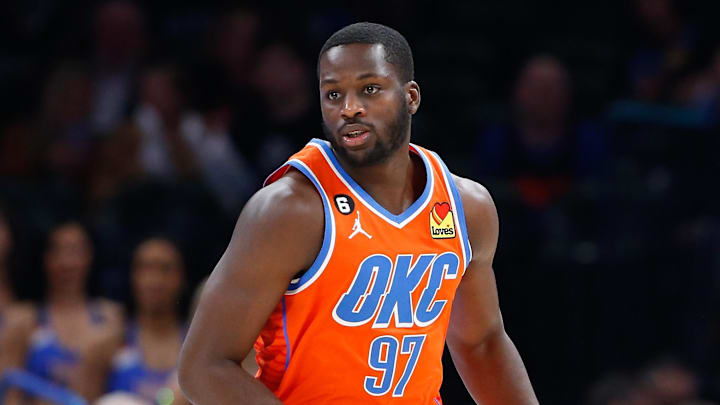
xmin=309 ymin=139 xmax=434 ymax=228
xmin=281 ymin=160 xmax=336 ymax=294
xmin=430 ymin=151 xmax=472 ymax=269
xmin=281 ymin=297 xmax=291 ymax=370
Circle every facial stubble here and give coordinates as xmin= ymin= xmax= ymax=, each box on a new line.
xmin=322 ymin=100 xmax=411 ymax=167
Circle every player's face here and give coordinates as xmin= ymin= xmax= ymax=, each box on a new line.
xmin=319 ymin=43 xmax=418 ymax=167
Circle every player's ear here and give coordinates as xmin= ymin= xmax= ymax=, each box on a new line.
xmin=405 ymin=81 xmax=421 ymax=115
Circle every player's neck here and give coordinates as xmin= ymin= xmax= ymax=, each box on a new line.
xmin=342 ymin=144 xmax=424 ymax=216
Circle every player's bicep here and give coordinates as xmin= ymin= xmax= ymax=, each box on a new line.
xmin=447 ymin=261 xmax=503 ymax=350
xmin=182 ymin=175 xmax=322 ymax=365
xmin=448 ymin=176 xmax=503 ymax=349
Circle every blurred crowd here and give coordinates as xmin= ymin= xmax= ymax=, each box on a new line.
xmin=0 ymin=0 xmax=718 ymax=404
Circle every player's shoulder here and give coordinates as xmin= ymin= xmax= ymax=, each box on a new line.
xmin=227 ymin=168 xmax=324 ymax=277
xmin=451 ymin=174 xmax=495 ymax=214
xmin=451 ymin=174 xmax=498 ymax=251
xmin=241 ymin=168 xmax=323 ymax=232
xmin=418 ymin=143 xmax=492 ymax=209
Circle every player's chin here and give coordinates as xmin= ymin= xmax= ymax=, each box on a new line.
xmin=332 ymin=145 xmax=367 ymax=166
xmin=347 ymin=148 xmax=390 ymax=168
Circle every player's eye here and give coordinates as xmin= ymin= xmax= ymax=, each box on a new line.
xmin=363 ymin=85 xmax=380 ymax=95
xmin=327 ymin=91 xmax=340 ymax=100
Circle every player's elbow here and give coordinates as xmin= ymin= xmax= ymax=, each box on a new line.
xmin=448 ymin=319 xmax=506 ymax=356
xmin=177 ymin=345 xmax=202 ymax=401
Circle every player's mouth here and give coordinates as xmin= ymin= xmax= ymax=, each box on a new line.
xmin=343 ymin=130 xmax=370 ymax=146
xmin=341 ymin=124 xmax=372 ymax=148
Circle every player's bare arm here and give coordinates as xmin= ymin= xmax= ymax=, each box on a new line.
xmin=447 ymin=176 xmax=539 ymax=405
xmin=178 ymin=170 xmax=323 ymax=405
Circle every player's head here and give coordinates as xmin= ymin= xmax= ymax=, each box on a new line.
xmin=318 ymin=22 xmax=420 ymax=167
xmin=318 ymin=22 xmax=414 ymax=84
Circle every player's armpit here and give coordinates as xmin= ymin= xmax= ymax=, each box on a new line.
xmin=452 ymin=176 xmax=499 ymax=268
xmin=178 ymin=170 xmax=323 ymax=405
xmin=447 ymin=176 xmax=503 ymax=348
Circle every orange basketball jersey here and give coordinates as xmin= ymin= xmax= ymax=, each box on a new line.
xmin=255 ymin=139 xmax=472 ymax=404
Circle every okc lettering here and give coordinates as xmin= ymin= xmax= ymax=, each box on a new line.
xmin=332 ymin=253 xmax=460 ymax=328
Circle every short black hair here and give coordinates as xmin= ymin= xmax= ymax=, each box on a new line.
xmin=318 ymin=22 xmax=414 ymax=83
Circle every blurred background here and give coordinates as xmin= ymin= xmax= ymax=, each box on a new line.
xmin=0 ymin=0 xmax=719 ymax=404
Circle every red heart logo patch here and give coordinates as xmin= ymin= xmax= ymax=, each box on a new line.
xmin=433 ymin=202 xmax=451 ymax=220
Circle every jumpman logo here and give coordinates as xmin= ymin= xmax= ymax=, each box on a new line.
xmin=349 ymin=211 xmax=372 ymax=239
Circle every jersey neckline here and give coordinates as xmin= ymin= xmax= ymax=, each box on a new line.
xmin=309 ymin=139 xmax=434 ymax=229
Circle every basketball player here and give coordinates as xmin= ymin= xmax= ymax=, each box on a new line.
xmin=179 ymin=23 xmax=539 ymax=404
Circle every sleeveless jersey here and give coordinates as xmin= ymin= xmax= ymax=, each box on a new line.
xmin=254 ymin=139 xmax=472 ymax=404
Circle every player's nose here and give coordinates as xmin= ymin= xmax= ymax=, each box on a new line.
xmin=340 ymin=93 xmax=366 ymax=120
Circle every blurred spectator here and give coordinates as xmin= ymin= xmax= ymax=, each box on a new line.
xmin=639 ymin=359 xmax=700 ymax=404
xmin=40 ymin=62 xmax=97 ymax=187
xmin=211 ymin=9 xmax=259 ymax=90
xmin=628 ymin=0 xmax=699 ymax=102
xmin=133 ymin=66 xmax=199 ymax=181
xmin=678 ymin=402 xmax=718 ymax=405
xmin=90 ymin=0 xmax=147 ymax=135
xmin=191 ymin=8 xmax=260 ymax=153
xmin=677 ymin=47 xmax=720 ymax=114
xmin=475 ymin=55 xmax=607 ymax=208
xmin=90 ymin=63 xmax=256 ymax=215
xmin=95 ymin=392 xmax=151 ymax=405
xmin=88 ymin=123 xmax=144 ymax=206
xmin=0 ymin=120 xmax=43 ymax=179
xmin=586 ymin=373 xmax=654 ymax=405
xmin=202 ymin=9 xmax=259 ymax=108
xmin=182 ymin=92 xmax=258 ymax=216
xmin=0 ymin=207 xmax=19 ymax=377
xmin=586 ymin=360 xmax=713 ymax=405
xmin=0 ymin=209 xmax=28 ymax=405
xmin=0 ymin=62 xmax=96 ymax=184
xmin=2 ymin=221 xmax=123 ymax=402
xmin=106 ymin=238 xmax=186 ymax=403
xmin=0 ymin=208 xmax=15 ymax=311
xmin=242 ymin=41 xmax=320 ymax=176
